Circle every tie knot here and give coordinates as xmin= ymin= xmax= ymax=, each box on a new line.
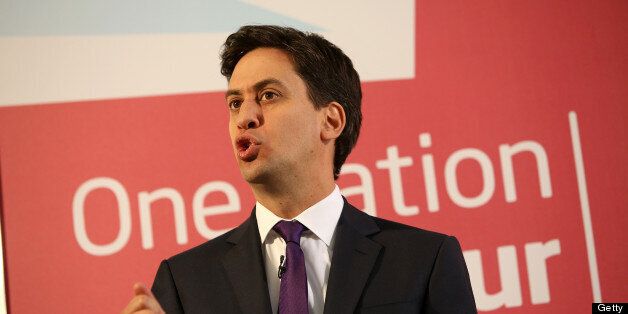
xmin=273 ymin=220 xmax=306 ymax=244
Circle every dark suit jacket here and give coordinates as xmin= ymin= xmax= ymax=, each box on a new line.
xmin=152 ymin=201 xmax=477 ymax=313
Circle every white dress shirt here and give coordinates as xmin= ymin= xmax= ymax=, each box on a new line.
xmin=255 ymin=185 xmax=344 ymax=314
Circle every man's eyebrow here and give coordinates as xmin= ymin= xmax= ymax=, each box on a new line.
xmin=225 ymin=78 xmax=285 ymax=99
xmin=253 ymin=78 xmax=285 ymax=91
xmin=225 ymin=89 xmax=241 ymax=99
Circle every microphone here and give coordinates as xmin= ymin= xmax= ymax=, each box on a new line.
xmin=278 ymin=255 xmax=286 ymax=279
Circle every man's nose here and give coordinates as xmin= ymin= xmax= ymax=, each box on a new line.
xmin=236 ymin=100 xmax=263 ymax=129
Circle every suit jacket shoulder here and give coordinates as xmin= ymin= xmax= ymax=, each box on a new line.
xmin=167 ymin=219 xmax=245 ymax=269
xmin=370 ymin=214 xmax=449 ymax=247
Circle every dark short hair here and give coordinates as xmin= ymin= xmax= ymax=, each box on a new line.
xmin=220 ymin=25 xmax=362 ymax=179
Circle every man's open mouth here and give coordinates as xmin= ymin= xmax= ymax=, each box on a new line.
xmin=236 ymin=135 xmax=260 ymax=162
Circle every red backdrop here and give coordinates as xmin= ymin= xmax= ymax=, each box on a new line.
xmin=0 ymin=1 xmax=626 ymax=313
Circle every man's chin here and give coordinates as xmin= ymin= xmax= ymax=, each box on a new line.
xmin=238 ymin=163 xmax=270 ymax=184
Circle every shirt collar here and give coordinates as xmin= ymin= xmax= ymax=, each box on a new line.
xmin=255 ymin=185 xmax=343 ymax=246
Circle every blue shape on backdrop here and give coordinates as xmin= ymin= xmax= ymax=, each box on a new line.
xmin=0 ymin=0 xmax=321 ymax=36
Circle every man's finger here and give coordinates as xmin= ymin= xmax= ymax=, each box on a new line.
xmin=133 ymin=282 xmax=154 ymax=297
xmin=121 ymin=294 xmax=163 ymax=314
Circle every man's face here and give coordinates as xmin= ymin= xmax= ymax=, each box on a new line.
xmin=226 ymin=48 xmax=326 ymax=184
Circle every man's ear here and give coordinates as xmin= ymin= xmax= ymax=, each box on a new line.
xmin=321 ymin=102 xmax=346 ymax=141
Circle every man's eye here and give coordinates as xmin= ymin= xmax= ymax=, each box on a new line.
xmin=228 ymin=99 xmax=242 ymax=109
xmin=260 ymin=91 xmax=278 ymax=101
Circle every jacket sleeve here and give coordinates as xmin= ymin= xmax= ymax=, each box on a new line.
xmin=151 ymin=259 xmax=185 ymax=314
xmin=422 ymin=236 xmax=477 ymax=313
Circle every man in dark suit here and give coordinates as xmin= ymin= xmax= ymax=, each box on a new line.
xmin=122 ymin=25 xmax=476 ymax=314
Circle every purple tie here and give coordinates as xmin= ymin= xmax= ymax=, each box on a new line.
xmin=273 ymin=220 xmax=309 ymax=314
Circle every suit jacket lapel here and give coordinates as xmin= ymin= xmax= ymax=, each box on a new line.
xmin=324 ymin=201 xmax=382 ymax=314
xmin=221 ymin=208 xmax=273 ymax=314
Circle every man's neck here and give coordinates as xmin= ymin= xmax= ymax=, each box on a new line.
xmin=251 ymin=179 xmax=336 ymax=219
